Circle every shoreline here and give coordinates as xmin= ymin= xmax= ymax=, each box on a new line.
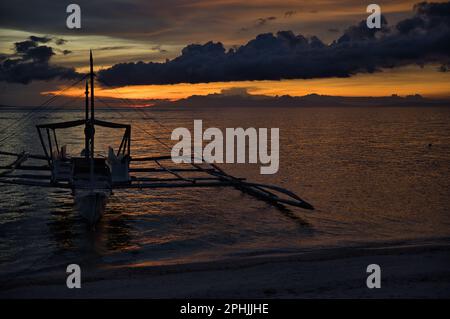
xmin=1 ymin=238 xmax=450 ymax=298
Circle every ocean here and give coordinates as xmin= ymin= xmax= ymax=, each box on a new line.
xmin=1 ymin=105 xmax=450 ymax=278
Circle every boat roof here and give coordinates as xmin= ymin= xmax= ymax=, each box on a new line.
xmin=37 ymin=119 xmax=130 ymax=130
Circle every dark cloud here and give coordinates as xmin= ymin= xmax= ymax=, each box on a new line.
xmin=240 ymin=16 xmax=278 ymax=32
xmin=0 ymin=0 xmax=317 ymax=44
xmin=54 ymin=38 xmax=67 ymax=45
xmin=151 ymin=45 xmax=168 ymax=53
xmin=98 ymin=2 xmax=450 ymax=86
xmin=0 ymin=62 xmax=80 ymax=84
xmin=14 ymin=40 xmax=37 ymax=53
xmin=15 ymin=36 xmax=66 ymax=54
xmin=0 ymin=35 xmax=80 ymax=84
xmin=284 ymin=11 xmax=296 ymax=18
xmin=0 ymin=0 xmax=199 ymax=43
xmin=256 ymin=16 xmax=277 ymax=26
xmin=397 ymin=1 xmax=450 ymax=34
xmin=97 ymin=46 xmax=134 ymax=51
xmin=24 ymin=45 xmax=55 ymax=62
xmin=415 ymin=1 xmax=450 ymax=16
xmin=14 ymin=39 xmax=55 ymax=62
xmin=29 ymin=35 xmax=52 ymax=43
xmin=335 ymin=16 xmax=388 ymax=44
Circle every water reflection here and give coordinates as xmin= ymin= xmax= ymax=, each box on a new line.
xmin=46 ymin=193 xmax=136 ymax=260
xmin=1 ymin=106 xmax=450 ymax=274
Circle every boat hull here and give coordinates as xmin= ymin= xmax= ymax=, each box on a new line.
xmin=74 ymin=190 xmax=110 ymax=225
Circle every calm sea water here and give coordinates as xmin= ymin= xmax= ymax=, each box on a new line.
xmin=1 ymin=105 xmax=450 ymax=277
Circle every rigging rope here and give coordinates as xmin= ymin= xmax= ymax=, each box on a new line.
xmin=0 ymin=75 xmax=87 ymax=142
xmin=98 ymin=78 xmax=170 ymax=132
xmin=0 ymin=91 xmax=86 ymax=146
xmin=96 ymin=97 xmax=172 ymax=151
xmin=95 ymin=78 xmax=176 ymax=151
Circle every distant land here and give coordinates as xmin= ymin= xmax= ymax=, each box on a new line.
xmin=154 ymin=90 xmax=450 ymax=108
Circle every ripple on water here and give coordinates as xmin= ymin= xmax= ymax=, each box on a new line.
xmin=1 ymin=106 xmax=450 ymax=273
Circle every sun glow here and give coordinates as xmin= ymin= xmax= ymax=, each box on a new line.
xmin=43 ymin=65 xmax=450 ymax=105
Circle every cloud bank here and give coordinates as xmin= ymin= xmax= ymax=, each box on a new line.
xmin=98 ymin=1 xmax=450 ymax=86
xmin=0 ymin=35 xmax=80 ymax=84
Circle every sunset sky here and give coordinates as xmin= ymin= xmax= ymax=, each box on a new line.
xmin=0 ymin=0 xmax=449 ymax=106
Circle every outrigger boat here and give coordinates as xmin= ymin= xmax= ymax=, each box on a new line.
xmin=0 ymin=51 xmax=313 ymax=225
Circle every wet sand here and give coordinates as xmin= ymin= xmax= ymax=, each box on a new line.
xmin=1 ymin=239 xmax=450 ymax=298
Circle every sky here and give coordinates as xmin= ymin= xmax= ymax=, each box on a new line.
xmin=0 ymin=0 xmax=449 ymax=106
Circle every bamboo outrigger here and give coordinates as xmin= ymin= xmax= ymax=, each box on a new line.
xmin=0 ymin=52 xmax=313 ymax=225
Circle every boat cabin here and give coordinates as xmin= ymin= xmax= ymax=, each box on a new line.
xmin=36 ymin=119 xmax=131 ymax=186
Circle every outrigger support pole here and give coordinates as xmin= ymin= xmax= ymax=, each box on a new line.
xmin=36 ymin=127 xmax=51 ymax=167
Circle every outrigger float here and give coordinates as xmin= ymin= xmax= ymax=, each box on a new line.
xmin=0 ymin=52 xmax=313 ymax=225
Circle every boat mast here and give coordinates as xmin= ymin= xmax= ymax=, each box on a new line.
xmin=84 ymin=80 xmax=89 ymax=158
xmin=89 ymin=50 xmax=95 ymax=188
xmin=90 ymin=50 xmax=95 ymax=157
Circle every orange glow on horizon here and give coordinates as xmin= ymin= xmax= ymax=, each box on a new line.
xmin=43 ymin=65 xmax=450 ymax=105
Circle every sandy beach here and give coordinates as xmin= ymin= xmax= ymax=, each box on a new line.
xmin=2 ymin=239 xmax=449 ymax=298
